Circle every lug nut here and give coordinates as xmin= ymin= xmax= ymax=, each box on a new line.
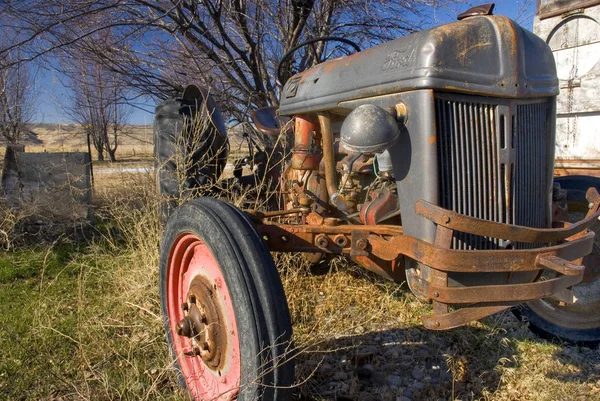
xmin=176 ymin=317 xmax=193 ymax=337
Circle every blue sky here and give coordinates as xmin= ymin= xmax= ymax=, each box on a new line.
xmin=33 ymin=1 xmax=536 ymax=125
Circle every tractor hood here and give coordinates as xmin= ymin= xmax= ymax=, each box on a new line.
xmin=279 ymin=15 xmax=558 ymax=116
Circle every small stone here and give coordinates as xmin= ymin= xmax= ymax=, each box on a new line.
xmin=320 ymin=363 xmax=333 ymax=375
xmin=411 ymin=367 xmax=424 ymax=380
xmin=413 ymin=382 xmax=424 ymax=390
xmin=416 ymin=349 xmax=429 ymax=358
xmin=401 ymin=354 xmax=412 ymax=362
xmin=357 ymin=364 xmax=374 ymax=379
xmin=383 ymin=348 xmax=399 ymax=359
xmin=385 ymin=374 xmax=403 ymax=387
xmin=371 ymin=371 xmax=387 ymax=385
xmin=360 ymin=393 xmax=383 ymax=401
xmin=423 ymin=375 xmax=432 ymax=383
xmin=396 ymin=397 xmax=411 ymax=401
xmin=332 ymin=371 xmax=348 ymax=381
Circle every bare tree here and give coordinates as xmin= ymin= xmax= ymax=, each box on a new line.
xmin=1 ymin=0 xmax=454 ymax=123
xmin=0 ymin=42 xmax=33 ymax=144
xmin=61 ymin=55 xmax=131 ymax=161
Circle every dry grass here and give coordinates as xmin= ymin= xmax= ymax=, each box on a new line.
xmin=1 ymin=159 xmax=599 ymax=400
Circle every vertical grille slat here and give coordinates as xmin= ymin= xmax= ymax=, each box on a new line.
xmin=435 ymin=95 xmax=550 ymax=250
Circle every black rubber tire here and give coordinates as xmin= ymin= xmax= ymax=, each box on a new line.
xmin=514 ymin=175 xmax=600 ymax=347
xmin=159 ymin=197 xmax=295 ymax=400
xmin=154 ymin=97 xmax=228 ymax=221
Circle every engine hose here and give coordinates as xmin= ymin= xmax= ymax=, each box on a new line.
xmin=317 ymin=112 xmax=354 ymax=213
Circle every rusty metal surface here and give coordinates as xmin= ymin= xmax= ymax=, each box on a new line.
xmin=367 ymin=231 xmax=594 ymax=272
xmin=257 ymin=185 xmax=600 ymax=330
xmin=317 ymin=112 xmax=354 ymax=212
xmin=291 ymin=116 xmax=321 ymax=170
xmin=259 ymin=220 xmax=594 ymax=274
xmin=428 ymin=272 xmax=583 ymax=304
xmin=457 ymin=4 xmax=495 ymax=20
xmin=360 ymin=186 xmax=399 ymax=225
xmin=414 ymin=187 xmax=600 ymax=244
xmin=423 ymin=305 xmax=511 ymax=330
xmin=177 ymin=276 xmax=227 ymax=369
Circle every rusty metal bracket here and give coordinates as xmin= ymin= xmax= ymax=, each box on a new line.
xmin=351 ymin=230 xmax=370 ymax=257
xmin=255 ymin=186 xmax=600 ymax=331
xmin=367 ymin=231 xmax=595 ymax=273
xmin=414 ymin=187 xmax=600 ymax=244
xmin=423 ymin=305 xmax=512 ymax=330
xmin=427 ymin=272 xmax=583 ymax=304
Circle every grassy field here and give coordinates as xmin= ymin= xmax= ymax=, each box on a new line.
xmin=1 ymin=123 xmax=599 ymax=400
xmin=0 ymin=164 xmax=598 ymax=401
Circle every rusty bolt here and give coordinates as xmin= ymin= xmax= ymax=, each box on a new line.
xmin=334 ymin=234 xmax=348 ymax=247
xmin=433 ymin=291 xmax=440 ymax=298
xmin=262 ymin=234 xmax=269 ymax=242
xmin=176 ymin=317 xmax=193 ymax=337
xmin=281 ymin=235 xmax=288 ymax=243
xmin=442 ymin=215 xmax=451 ymax=224
xmin=356 ymin=238 xmax=369 ymax=251
xmin=315 ymin=234 xmax=329 ymax=248
xmin=435 ymin=321 xmax=440 ymax=327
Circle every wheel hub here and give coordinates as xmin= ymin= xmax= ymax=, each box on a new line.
xmin=176 ymin=275 xmax=227 ymax=370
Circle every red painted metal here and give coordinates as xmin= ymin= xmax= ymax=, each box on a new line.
xmin=167 ymin=234 xmax=241 ymax=401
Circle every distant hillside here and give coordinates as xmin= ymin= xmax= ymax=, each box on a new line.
xmin=0 ymin=124 xmax=155 ymax=159
xmin=1 ymin=123 xmax=251 ymax=160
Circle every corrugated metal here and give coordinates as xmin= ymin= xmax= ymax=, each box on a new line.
xmin=436 ymin=95 xmax=550 ymax=250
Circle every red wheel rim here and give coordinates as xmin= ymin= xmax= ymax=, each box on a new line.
xmin=167 ymin=233 xmax=241 ymax=400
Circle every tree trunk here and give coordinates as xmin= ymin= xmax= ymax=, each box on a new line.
xmin=97 ymin=149 xmax=104 ymax=161
xmin=107 ymin=148 xmax=116 ymax=162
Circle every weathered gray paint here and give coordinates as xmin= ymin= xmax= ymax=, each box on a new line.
xmin=280 ymin=15 xmax=558 ymax=116
xmin=338 ymin=90 xmax=439 ymax=243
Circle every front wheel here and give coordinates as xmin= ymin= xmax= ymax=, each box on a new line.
xmin=160 ymin=197 xmax=294 ymax=400
xmin=515 ymin=176 xmax=600 ymax=347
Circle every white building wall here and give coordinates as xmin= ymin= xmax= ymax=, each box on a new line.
xmin=534 ymin=4 xmax=600 ymax=170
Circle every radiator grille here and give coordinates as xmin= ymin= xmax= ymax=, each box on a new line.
xmin=436 ymin=95 xmax=550 ymax=250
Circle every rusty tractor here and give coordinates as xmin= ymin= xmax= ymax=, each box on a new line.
xmin=153 ymin=5 xmax=600 ymax=401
